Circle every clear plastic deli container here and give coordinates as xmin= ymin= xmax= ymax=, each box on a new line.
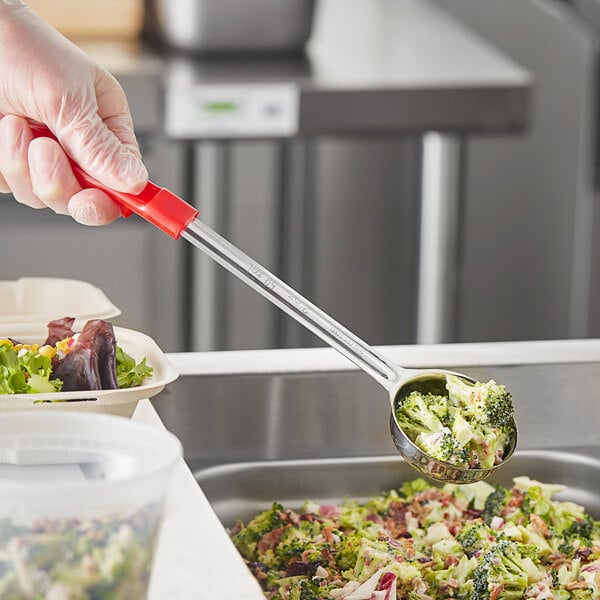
xmin=0 ymin=412 xmax=182 ymax=599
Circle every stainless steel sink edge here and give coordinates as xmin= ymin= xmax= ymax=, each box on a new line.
xmin=195 ymin=447 xmax=600 ymax=527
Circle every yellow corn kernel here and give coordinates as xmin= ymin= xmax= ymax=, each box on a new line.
xmin=56 ymin=337 xmax=73 ymax=354
xmin=38 ymin=345 xmax=56 ymax=359
xmin=0 ymin=339 xmax=14 ymax=348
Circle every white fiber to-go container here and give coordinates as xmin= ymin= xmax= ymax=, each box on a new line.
xmin=0 ymin=278 xmax=178 ymax=417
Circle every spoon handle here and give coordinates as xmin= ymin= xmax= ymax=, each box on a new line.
xmin=29 ymin=123 xmax=401 ymax=391
xmin=182 ymin=220 xmax=401 ymax=390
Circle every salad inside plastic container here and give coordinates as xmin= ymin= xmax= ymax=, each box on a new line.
xmin=0 ymin=412 xmax=182 ymax=599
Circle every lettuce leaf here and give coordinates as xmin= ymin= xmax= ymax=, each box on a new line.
xmin=115 ymin=346 xmax=153 ymax=389
xmin=0 ymin=343 xmax=62 ymax=394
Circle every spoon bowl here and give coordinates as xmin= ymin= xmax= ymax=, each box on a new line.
xmin=388 ymin=369 xmax=517 ymax=483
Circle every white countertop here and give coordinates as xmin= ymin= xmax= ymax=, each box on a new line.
xmin=132 ymin=400 xmax=263 ymax=600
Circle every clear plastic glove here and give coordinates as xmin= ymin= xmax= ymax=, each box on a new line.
xmin=0 ymin=2 xmax=148 ymax=225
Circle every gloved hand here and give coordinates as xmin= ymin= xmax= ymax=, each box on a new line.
xmin=0 ymin=2 xmax=148 ymax=225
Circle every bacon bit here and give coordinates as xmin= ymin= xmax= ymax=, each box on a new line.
xmin=285 ymin=511 xmax=301 ymax=526
xmin=564 ymin=580 xmax=590 ymax=590
xmin=229 ymin=520 xmax=243 ymax=536
xmin=546 ymin=553 xmax=571 ymax=570
xmin=439 ymin=579 xmax=459 ymax=594
xmin=502 ymin=489 xmax=525 ymax=515
xmin=300 ymin=513 xmax=319 ymax=523
xmin=530 ymin=514 xmax=551 ymax=538
xmin=575 ymin=547 xmax=592 ymax=561
xmin=257 ymin=526 xmax=286 ymax=553
xmin=247 ymin=562 xmax=269 ymax=580
xmin=489 ymin=583 xmax=504 ymax=600
xmin=463 ymin=509 xmax=483 ymax=519
xmin=323 ymin=527 xmax=336 ymax=544
xmin=413 ymin=489 xmax=445 ymax=505
xmin=444 ymin=555 xmax=461 ymax=568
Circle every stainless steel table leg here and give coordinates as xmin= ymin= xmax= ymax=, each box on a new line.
xmin=191 ymin=140 xmax=232 ymax=351
xmin=417 ymin=132 xmax=463 ymax=344
xmin=278 ymin=138 xmax=317 ymax=348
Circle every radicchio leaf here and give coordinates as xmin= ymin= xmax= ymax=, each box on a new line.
xmin=51 ymin=319 xmax=118 ymax=391
xmin=45 ymin=317 xmax=75 ymax=346
xmin=52 ymin=346 xmax=102 ymax=391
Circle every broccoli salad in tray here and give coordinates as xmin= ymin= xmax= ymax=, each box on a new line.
xmin=0 ymin=317 xmax=152 ymax=398
xmin=232 ymin=476 xmax=600 ymax=600
xmin=394 ymin=375 xmax=516 ymax=469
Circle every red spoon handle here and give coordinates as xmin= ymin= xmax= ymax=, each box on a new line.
xmin=29 ymin=123 xmax=198 ymax=239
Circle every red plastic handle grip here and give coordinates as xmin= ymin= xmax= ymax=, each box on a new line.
xmin=29 ymin=123 xmax=198 ymax=239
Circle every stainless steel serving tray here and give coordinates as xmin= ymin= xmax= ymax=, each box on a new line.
xmin=196 ymin=449 xmax=600 ymax=527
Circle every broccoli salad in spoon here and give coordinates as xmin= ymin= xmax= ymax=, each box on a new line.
xmin=393 ymin=375 xmax=516 ymax=470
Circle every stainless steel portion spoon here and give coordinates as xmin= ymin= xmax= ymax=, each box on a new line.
xmin=30 ymin=124 xmax=518 ymax=483
xmin=181 ymin=221 xmax=516 ymax=483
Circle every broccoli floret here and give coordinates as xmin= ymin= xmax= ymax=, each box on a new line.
xmin=481 ymin=487 xmax=512 ymax=525
xmin=400 ymin=478 xmax=433 ymax=500
xmin=427 ymin=554 xmax=478 ymax=597
xmin=472 ymin=540 xmax=537 ymax=600
xmin=457 ymin=521 xmax=494 ymax=556
xmin=297 ymin=577 xmax=328 ymax=600
xmin=557 ymin=514 xmax=595 ymax=557
xmin=274 ymin=521 xmax=324 ymax=568
xmin=394 ymin=391 xmax=446 ymax=440
xmin=334 ymin=532 xmax=364 ymax=571
xmin=415 ymin=428 xmax=471 ymax=467
xmin=231 ymin=502 xmax=285 ymax=561
xmin=563 ymin=514 xmax=594 ymax=540
xmin=480 ymin=383 xmax=514 ymax=429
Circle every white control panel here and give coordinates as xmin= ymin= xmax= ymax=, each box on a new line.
xmin=165 ymin=83 xmax=300 ymax=139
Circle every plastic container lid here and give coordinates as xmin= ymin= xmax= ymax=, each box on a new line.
xmin=0 ymin=412 xmax=182 ymax=519
xmin=0 ymin=277 xmax=120 ymax=336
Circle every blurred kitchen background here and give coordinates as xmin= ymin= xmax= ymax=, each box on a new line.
xmin=2 ymin=0 xmax=600 ymax=354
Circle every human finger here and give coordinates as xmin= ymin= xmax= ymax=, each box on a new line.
xmin=28 ymin=137 xmax=79 ymax=215
xmin=0 ymin=172 xmax=9 ymax=193
xmin=0 ymin=115 xmax=44 ymax=208
xmin=67 ymin=187 xmax=121 ymax=226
